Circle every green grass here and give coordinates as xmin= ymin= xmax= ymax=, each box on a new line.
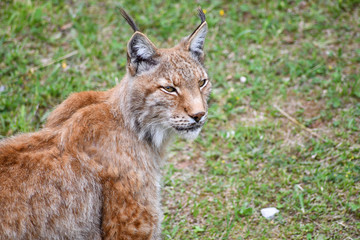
xmin=1 ymin=0 xmax=359 ymax=239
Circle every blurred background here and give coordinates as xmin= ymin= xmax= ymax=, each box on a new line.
xmin=1 ymin=0 xmax=359 ymax=239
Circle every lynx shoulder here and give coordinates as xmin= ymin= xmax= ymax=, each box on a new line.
xmin=0 ymin=7 xmax=211 ymax=240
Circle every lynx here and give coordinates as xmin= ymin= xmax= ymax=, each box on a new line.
xmin=0 ymin=7 xmax=210 ymax=240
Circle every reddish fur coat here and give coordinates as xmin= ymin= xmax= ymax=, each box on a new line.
xmin=0 ymin=9 xmax=210 ymax=240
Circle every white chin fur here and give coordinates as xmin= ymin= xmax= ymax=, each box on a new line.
xmin=177 ymin=128 xmax=202 ymax=140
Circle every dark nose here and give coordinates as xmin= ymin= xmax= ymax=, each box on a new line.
xmin=189 ymin=111 xmax=205 ymax=123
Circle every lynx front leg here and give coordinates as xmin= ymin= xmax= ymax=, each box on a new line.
xmin=101 ymin=178 xmax=160 ymax=240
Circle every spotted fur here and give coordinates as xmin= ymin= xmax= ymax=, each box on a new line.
xmin=0 ymin=8 xmax=211 ymax=240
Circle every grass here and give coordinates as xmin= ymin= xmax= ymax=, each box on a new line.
xmin=1 ymin=0 xmax=359 ymax=239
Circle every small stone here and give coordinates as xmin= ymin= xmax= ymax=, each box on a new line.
xmin=261 ymin=207 xmax=279 ymax=219
xmin=61 ymin=23 xmax=73 ymax=31
xmin=283 ymin=36 xmax=294 ymax=44
xmin=283 ymin=77 xmax=290 ymax=82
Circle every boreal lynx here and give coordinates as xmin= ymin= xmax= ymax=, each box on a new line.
xmin=0 ymin=8 xmax=210 ymax=240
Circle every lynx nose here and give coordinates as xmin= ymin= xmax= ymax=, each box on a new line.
xmin=189 ymin=111 xmax=205 ymax=123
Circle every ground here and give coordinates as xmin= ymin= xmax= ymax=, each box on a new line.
xmin=1 ymin=0 xmax=359 ymax=239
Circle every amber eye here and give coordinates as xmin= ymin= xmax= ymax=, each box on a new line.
xmin=163 ymin=86 xmax=177 ymax=93
xmin=199 ymin=79 xmax=207 ymax=88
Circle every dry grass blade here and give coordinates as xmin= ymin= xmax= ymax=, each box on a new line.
xmin=29 ymin=50 xmax=78 ymax=73
xmin=273 ymin=104 xmax=326 ymax=142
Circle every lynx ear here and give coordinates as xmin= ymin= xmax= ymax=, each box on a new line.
xmin=186 ymin=7 xmax=208 ymax=63
xmin=120 ymin=8 xmax=158 ymax=75
xmin=127 ymin=32 xmax=158 ymax=75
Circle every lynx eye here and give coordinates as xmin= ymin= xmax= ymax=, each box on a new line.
xmin=199 ymin=79 xmax=207 ymax=88
xmin=162 ymin=86 xmax=177 ymax=93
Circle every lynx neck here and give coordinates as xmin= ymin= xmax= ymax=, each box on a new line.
xmin=109 ymin=76 xmax=173 ymax=155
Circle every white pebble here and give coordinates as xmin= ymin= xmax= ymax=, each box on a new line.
xmin=261 ymin=207 xmax=279 ymax=219
xmin=240 ymin=76 xmax=247 ymax=83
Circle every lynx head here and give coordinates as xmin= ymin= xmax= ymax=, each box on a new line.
xmin=119 ymin=8 xmax=211 ymax=148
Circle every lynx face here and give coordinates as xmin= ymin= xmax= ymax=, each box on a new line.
xmin=120 ymin=9 xmax=211 ymax=147
xmin=128 ymin=50 xmax=211 ymax=143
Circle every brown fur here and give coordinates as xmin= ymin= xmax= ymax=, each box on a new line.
xmin=0 ymin=9 xmax=210 ymax=240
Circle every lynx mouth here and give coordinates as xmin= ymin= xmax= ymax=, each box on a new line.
xmin=173 ymin=125 xmax=202 ymax=132
xmin=173 ymin=124 xmax=203 ymax=140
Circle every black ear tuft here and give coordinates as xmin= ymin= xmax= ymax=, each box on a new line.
xmin=197 ymin=7 xmax=206 ymax=25
xmin=120 ymin=8 xmax=139 ymax=32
